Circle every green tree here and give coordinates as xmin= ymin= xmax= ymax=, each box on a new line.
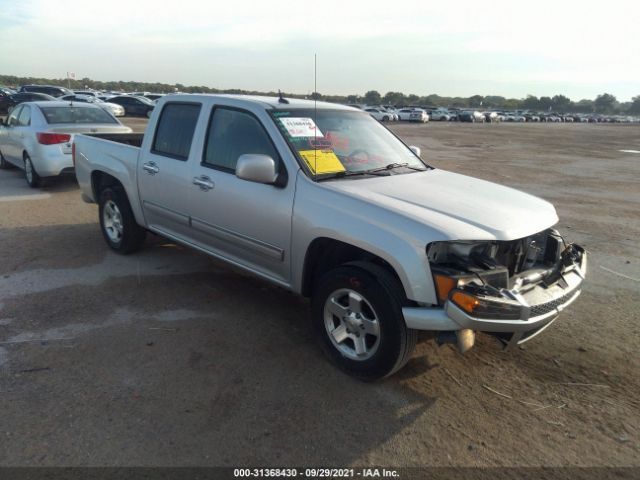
xmin=594 ymin=93 xmax=617 ymax=113
xmin=539 ymin=96 xmax=553 ymax=111
xmin=382 ymin=91 xmax=404 ymax=105
xmin=363 ymin=90 xmax=381 ymax=105
xmin=627 ymin=95 xmax=640 ymax=115
xmin=406 ymin=94 xmax=420 ymax=105
xmin=468 ymin=95 xmax=483 ymax=107
xmin=521 ymin=95 xmax=540 ymax=110
xmin=551 ymin=94 xmax=571 ymax=112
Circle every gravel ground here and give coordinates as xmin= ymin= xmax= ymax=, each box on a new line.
xmin=0 ymin=118 xmax=638 ymax=467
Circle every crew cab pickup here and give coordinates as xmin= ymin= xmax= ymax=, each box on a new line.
xmin=74 ymin=94 xmax=587 ymax=380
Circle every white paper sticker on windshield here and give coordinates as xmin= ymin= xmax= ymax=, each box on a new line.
xmin=280 ymin=117 xmax=323 ymax=137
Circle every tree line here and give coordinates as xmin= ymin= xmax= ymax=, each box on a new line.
xmin=1 ymin=74 xmax=638 ymax=115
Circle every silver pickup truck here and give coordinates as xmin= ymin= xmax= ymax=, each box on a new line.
xmin=74 ymin=94 xmax=587 ymax=380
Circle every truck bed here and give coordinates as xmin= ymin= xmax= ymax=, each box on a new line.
xmin=82 ymin=132 xmax=144 ymax=147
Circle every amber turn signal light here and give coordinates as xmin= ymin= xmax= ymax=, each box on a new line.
xmin=450 ymin=291 xmax=480 ymax=314
xmin=434 ymin=274 xmax=458 ymax=303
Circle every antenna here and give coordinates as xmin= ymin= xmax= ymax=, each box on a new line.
xmin=278 ymin=89 xmax=289 ymax=104
xmin=314 ymin=53 xmax=317 ymax=182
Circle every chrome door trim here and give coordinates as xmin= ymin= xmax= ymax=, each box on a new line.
xmin=191 ymin=216 xmax=285 ymax=261
xmin=147 ymin=226 xmax=291 ymax=289
xmin=142 ymin=200 xmax=189 ymax=226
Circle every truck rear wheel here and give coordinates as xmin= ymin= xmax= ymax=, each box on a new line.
xmin=311 ymin=263 xmax=417 ymax=380
xmin=98 ymin=186 xmax=146 ymax=254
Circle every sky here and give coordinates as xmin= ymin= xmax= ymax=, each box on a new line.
xmin=0 ymin=0 xmax=638 ymax=101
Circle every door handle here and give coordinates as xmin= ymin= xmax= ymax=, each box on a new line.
xmin=142 ymin=162 xmax=159 ymax=175
xmin=193 ymin=175 xmax=214 ymax=191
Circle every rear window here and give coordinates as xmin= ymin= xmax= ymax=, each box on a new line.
xmin=151 ymin=103 xmax=201 ymax=160
xmin=40 ymin=106 xmax=117 ymax=124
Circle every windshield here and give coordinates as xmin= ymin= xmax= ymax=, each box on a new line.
xmin=269 ymin=109 xmax=425 ymax=178
xmin=40 ymin=106 xmax=118 ymax=124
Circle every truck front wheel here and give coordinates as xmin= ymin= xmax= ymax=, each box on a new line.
xmin=311 ymin=263 xmax=417 ymax=380
xmin=98 ymin=187 xmax=146 ymax=254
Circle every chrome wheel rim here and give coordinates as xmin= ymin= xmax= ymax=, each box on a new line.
xmin=25 ymin=158 xmax=33 ymax=183
xmin=323 ymin=288 xmax=381 ymax=361
xmin=103 ymin=200 xmax=124 ymax=243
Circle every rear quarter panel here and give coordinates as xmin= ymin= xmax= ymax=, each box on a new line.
xmin=74 ymin=135 xmax=146 ymax=225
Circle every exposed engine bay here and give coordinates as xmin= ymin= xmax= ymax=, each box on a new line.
xmin=427 ymin=228 xmax=586 ymax=303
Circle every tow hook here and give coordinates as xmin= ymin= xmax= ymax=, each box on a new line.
xmin=436 ymin=329 xmax=475 ymax=353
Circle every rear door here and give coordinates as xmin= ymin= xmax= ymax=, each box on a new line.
xmin=188 ymin=105 xmax=295 ymax=284
xmin=137 ymin=101 xmax=203 ymax=240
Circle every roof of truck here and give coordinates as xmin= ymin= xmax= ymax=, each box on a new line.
xmin=162 ymin=94 xmax=357 ymax=111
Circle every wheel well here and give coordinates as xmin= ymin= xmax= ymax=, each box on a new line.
xmin=91 ymin=171 xmax=123 ymax=200
xmin=301 ymin=237 xmax=404 ymax=298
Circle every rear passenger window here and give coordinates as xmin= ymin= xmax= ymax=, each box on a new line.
xmin=203 ymin=108 xmax=279 ymax=172
xmin=152 ymin=103 xmax=201 ymax=160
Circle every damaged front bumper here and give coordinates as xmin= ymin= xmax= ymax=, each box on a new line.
xmin=402 ymin=244 xmax=587 ymax=350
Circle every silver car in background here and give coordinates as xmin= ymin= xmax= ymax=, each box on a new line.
xmin=0 ymin=101 xmax=132 ymax=187
xmin=60 ymin=94 xmax=126 ymax=117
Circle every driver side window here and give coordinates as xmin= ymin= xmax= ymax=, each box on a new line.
xmin=202 ymin=107 xmax=280 ymax=173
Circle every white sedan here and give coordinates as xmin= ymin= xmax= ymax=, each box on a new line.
xmin=397 ymin=108 xmax=429 ymax=122
xmin=364 ymin=107 xmax=394 ymax=122
xmin=0 ymin=101 xmax=132 ymax=187
xmin=60 ymin=94 xmax=125 ymax=117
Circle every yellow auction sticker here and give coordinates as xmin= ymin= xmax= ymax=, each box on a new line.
xmin=299 ymin=149 xmax=346 ymax=175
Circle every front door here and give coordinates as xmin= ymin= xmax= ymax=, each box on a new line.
xmin=188 ymin=106 xmax=294 ymax=285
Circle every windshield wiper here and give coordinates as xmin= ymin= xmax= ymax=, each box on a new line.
xmin=317 ymin=169 xmax=390 ymax=181
xmin=364 ymin=162 xmax=427 ymax=173
xmin=316 ymin=163 xmax=428 ymax=182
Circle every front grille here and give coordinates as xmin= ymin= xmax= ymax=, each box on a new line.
xmin=529 ymin=288 xmax=578 ymax=317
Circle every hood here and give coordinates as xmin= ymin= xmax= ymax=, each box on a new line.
xmin=323 ymin=169 xmax=558 ymax=241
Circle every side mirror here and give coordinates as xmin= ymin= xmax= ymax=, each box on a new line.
xmin=409 ymin=145 xmax=421 ymax=157
xmin=236 ymin=154 xmax=277 ymax=185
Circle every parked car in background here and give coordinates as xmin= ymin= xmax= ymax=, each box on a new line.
xmin=0 ymin=87 xmax=17 ymax=113
xmin=430 ymin=108 xmax=453 ymax=121
xmin=378 ymin=107 xmax=399 ymax=121
xmin=458 ymin=110 xmax=484 ymax=122
xmin=3 ymin=92 xmax=56 ymax=114
xmin=543 ymin=114 xmax=562 ymax=123
xmin=60 ymin=94 xmax=125 ymax=117
xmin=106 ymin=95 xmax=155 ymax=117
xmin=503 ymin=113 xmax=526 ymax=122
xmin=482 ymin=111 xmax=499 ymax=123
xmin=364 ymin=107 xmax=393 ymax=122
xmin=19 ymin=85 xmax=73 ymax=98
xmin=524 ymin=113 xmax=540 ymax=122
xmin=74 ymin=90 xmax=101 ymax=97
xmin=144 ymin=94 xmax=165 ymax=101
xmin=397 ymin=108 xmax=429 ymax=122
xmin=0 ymin=101 xmax=132 ymax=187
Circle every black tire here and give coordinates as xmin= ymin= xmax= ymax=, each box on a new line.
xmin=98 ymin=186 xmax=146 ymax=254
xmin=382 ymin=116 xmax=389 ymax=122
xmin=311 ymin=262 xmax=417 ymax=381
xmin=23 ymin=153 xmax=42 ymax=188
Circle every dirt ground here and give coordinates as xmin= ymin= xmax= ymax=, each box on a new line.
xmin=0 ymin=118 xmax=638 ymax=468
